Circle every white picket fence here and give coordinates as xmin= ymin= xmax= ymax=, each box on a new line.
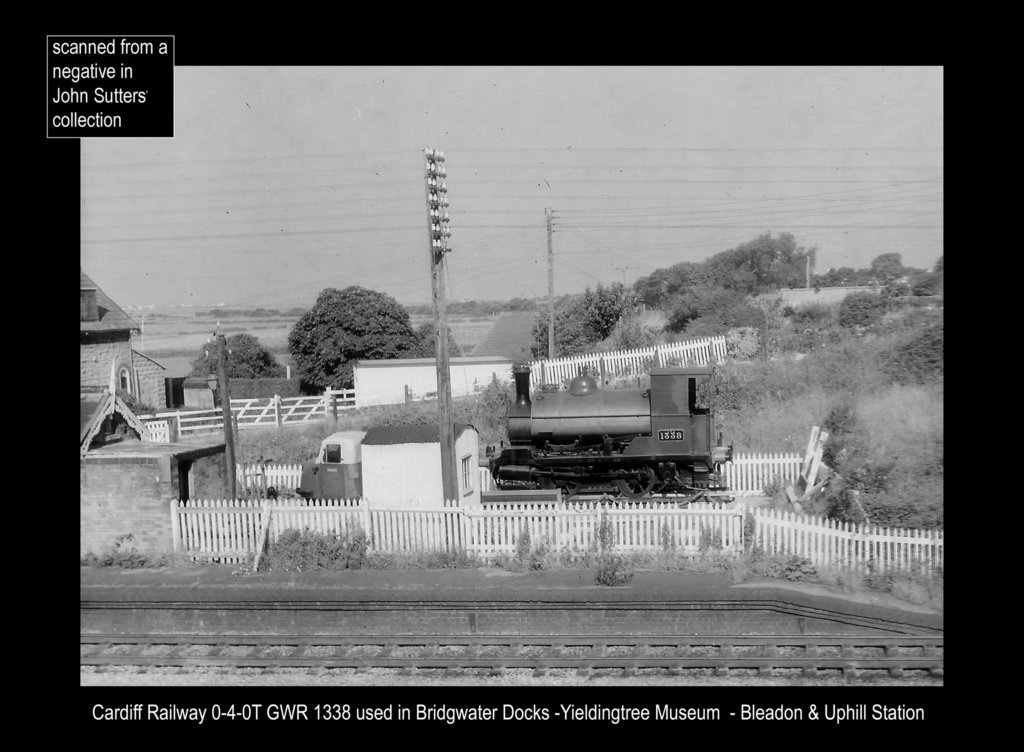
xmin=721 ymin=453 xmax=803 ymax=496
xmin=170 ymin=498 xmax=942 ymax=577
xmin=171 ymin=499 xmax=743 ymax=563
xmin=751 ymin=507 xmax=943 ymax=575
xmin=530 ymin=336 xmax=727 ymax=388
xmin=140 ymin=388 xmax=355 ymax=437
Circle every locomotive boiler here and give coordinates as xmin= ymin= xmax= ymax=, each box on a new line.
xmin=488 ymin=365 xmax=733 ymax=498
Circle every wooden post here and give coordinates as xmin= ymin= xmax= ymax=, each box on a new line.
xmin=170 ymin=499 xmax=181 ymax=553
xmin=425 ymin=147 xmax=458 ymax=503
xmin=274 ymin=394 xmax=281 ymax=428
xmin=216 ymin=334 xmax=237 ymax=501
xmin=546 ymin=207 xmax=555 ymax=359
xmin=599 ymin=355 xmax=607 ymax=385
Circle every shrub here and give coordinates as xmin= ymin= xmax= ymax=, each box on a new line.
xmin=264 ymin=528 xmax=370 ymax=571
xmin=761 ymin=554 xmax=817 ymax=581
xmin=838 ymin=291 xmax=888 ymax=328
xmin=80 ymin=534 xmax=177 ymax=568
xmin=515 ymin=526 xmax=532 ymax=563
xmin=597 ymin=515 xmax=615 ymax=552
xmin=911 ymin=272 xmax=943 ymax=297
xmin=595 ymin=553 xmax=634 ymax=586
xmin=660 ymin=522 xmax=674 ymax=551
xmin=880 ymin=322 xmax=943 ymax=385
xmin=725 ymin=326 xmax=760 ymax=360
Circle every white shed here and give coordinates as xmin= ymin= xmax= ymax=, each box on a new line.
xmin=360 ymin=424 xmax=480 ymax=507
xmin=352 ymin=356 xmax=513 ymax=408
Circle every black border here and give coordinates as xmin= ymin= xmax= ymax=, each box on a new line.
xmin=42 ymin=29 xmax=955 ymax=740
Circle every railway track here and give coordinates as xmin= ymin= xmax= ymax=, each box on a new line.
xmin=81 ymin=633 xmax=942 ymax=679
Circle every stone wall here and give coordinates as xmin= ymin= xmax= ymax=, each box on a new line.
xmin=80 ymin=331 xmax=133 ymax=388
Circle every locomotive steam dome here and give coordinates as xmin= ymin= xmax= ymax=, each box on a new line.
xmin=568 ymin=372 xmax=598 ymax=396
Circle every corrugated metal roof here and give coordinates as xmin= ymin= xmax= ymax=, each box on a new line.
xmin=362 ymin=423 xmax=474 ymax=445
xmin=80 ymin=270 xmax=138 ymax=332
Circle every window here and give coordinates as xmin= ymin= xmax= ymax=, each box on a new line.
xmin=118 ymin=367 xmax=131 ymax=393
xmin=324 ymin=444 xmax=342 ymax=463
xmin=461 ymin=454 xmax=473 ymax=495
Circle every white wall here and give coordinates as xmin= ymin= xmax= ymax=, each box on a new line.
xmin=362 ymin=428 xmax=480 ymax=507
xmin=353 ymin=357 xmax=512 ymax=408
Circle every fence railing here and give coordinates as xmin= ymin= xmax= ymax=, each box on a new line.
xmin=171 ymin=499 xmax=744 ymax=564
xmin=167 ymin=499 xmax=942 ymax=577
xmin=751 ymin=507 xmax=943 ymax=575
xmin=170 ymin=499 xmax=943 ymax=578
xmin=530 ymin=336 xmax=727 ymax=387
xmin=141 ymin=388 xmax=355 ymax=437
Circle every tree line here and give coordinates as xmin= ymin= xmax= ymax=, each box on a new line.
xmin=191 ymin=233 xmax=942 ymax=393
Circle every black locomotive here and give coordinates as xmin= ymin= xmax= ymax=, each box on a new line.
xmin=488 ymin=364 xmax=733 ymax=498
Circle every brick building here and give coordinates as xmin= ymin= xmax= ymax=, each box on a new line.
xmin=80 ymin=376 xmax=226 ymax=557
xmin=80 ymin=270 xmax=166 ymax=409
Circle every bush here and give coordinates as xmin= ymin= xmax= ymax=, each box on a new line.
xmin=80 ymin=534 xmax=177 ymax=568
xmin=880 ymin=322 xmax=943 ymax=385
xmin=264 ymin=528 xmax=370 ymax=571
xmin=911 ymin=272 xmax=943 ymax=296
xmin=760 ymin=554 xmax=817 ymax=581
xmin=838 ymin=291 xmax=888 ymax=328
xmin=725 ymin=326 xmax=760 ymax=360
xmin=595 ymin=553 xmax=634 ymax=586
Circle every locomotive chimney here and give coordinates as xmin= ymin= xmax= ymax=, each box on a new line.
xmin=513 ymin=365 xmax=531 ymax=407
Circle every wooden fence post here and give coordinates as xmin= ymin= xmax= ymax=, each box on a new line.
xmin=252 ymin=500 xmax=274 ymax=573
xmin=274 ymin=394 xmax=282 ymax=428
xmin=170 ymin=499 xmax=181 ymax=553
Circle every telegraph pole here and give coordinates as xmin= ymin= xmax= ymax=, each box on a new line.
xmin=216 ymin=333 xmax=237 ymax=500
xmin=546 ymin=207 xmax=555 ymax=359
xmin=425 ymin=147 xmax=458 ymax=502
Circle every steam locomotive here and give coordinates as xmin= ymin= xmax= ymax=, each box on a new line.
xmin=488 ymin=365 xmax=733 ymax=499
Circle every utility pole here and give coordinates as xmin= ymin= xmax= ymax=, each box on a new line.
xmin=546 ymin=207 xmax=555 ymax=359
xmin=216 ymin=333 xmax=237 ymax=500
xmin=425 ymin=147 xmax=458 ymax=502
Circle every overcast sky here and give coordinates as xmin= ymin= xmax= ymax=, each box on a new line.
xmin=80 ymin=66 xmax=943 ymax=309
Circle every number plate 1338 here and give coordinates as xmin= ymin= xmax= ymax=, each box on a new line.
xmin=658 ymin=429 xmax=685 ymax=441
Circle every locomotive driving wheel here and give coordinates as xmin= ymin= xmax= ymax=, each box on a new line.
xmin=613 ymin=467 xmax=660 ymax=499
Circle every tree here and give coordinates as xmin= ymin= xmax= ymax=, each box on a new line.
xmin=411 ymin=322 xmax=462 ymax=358
xmin=189 ymin=333 xmax=284 ymax=379
xmin=531 ymin=283 xmax=638 ymax=358
xmin=869 ymin=253 xmax=905 ymax=283
xmin=287 ymin=286 xmax=421 ymax=391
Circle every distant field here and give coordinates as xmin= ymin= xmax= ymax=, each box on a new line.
xmin=134 ymin=310 xmax=503 ymax=376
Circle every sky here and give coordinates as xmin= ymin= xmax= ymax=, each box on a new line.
xmin=80 ymin=66 xmax=943 ymax=309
